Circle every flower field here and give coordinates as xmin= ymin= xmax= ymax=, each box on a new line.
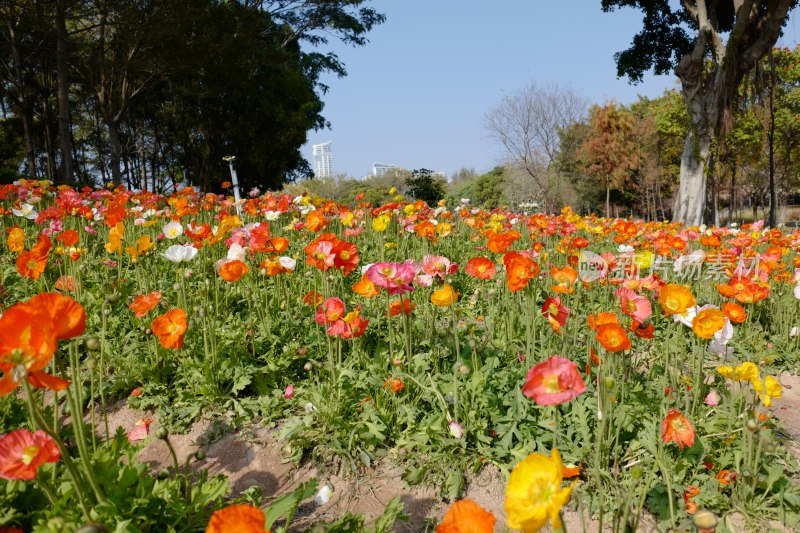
xmin=1 ymin=179 xmax=800 ymax=532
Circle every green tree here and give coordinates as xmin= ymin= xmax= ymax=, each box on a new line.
xmin=406 ymin=168 xmax=446 ymax=207
xmin=603 ymin=0 xmax=796 ymax=225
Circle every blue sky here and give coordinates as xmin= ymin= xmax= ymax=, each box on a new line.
xmin=303 ymin=0 xmax=800 ymax=180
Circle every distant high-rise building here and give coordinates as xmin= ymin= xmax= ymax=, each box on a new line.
xmin=372 ymin=162 xmax=394 ymax=176
xmin=312 ymin=142 xmax=332 ymax=178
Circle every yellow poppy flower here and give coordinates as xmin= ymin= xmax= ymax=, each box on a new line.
xmin=505 ymin=449 xmax=576 ymax=532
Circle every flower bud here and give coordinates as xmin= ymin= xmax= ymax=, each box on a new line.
xmin=195 ymin=450 xmax=206 ymax=461
xmin=105 ymin=293 xmax=120 ymax=305
xmin=155 ymin=427 xmax=169 ymax=440
xmin=85 ymin=338 xmax=101 ymax=352
xmin=692 ymin=510 xmax=718 ymax=530
xmin=746 ymin=419 xmax=758 ymax=432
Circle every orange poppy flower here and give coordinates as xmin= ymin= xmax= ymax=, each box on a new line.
xmin=436 ymin=499 xmax=496 ymax=533
xmin=596 ymin=323 xmax=631 ymax=352
xmin=129 ymin=292 xmax=163 ymax=318
xmin=152 ymin=308 xmax=188 ymax=349
xmin=219 ymin=260 xmax=249 ymax=282
xmin=352 ymin=273 xmax=379 ymax=298
xmin=465 ymin=257 xmax=496 ymax=280
xmin=630 ymin=320 xmax=655 ymax=339
xmin=722 ymin=302 xmax=746 ymax=323
xmin=657 ymin=284 xmax=696 ymax=315
xmin=6 ymin=227 xmax=25 ymax=253
xmin=0 ymin=301 xmax=69 ymax=395
xmin=562 ymin=464 xmax=581 ymax=479
xmin=716 ymin=469 xmax=736 ymax=485
xmin=487 ymin=231 xmax=520 ymax=253
xmin=431 ymin=284 xmax=458 ymax=307
xmin=388 ymin=299 xmax=416 ymax=316
xmin=303 ymin=290 xmax=323 ymax=306
xmin=661 ymin=409 xmax=695 ymax=450
xmin=16 ymin=234 xmax=51 ymax=280
xmin=504 ymin=252 xmax=540 ymax=292
xmin=541 ymin=297 xmax=569 ymax=334
xmin=587 ymin=312 xmax=619 ymax=330
xmin=305 ymin=210 xmax=328 ymax=232
xmin=28 ymin=293 xmax=86 ymax=340
xmin=692 ymin=308 xmax=725 ymax=339
xmin=384 ymin=377 xmax=405 ymax=393
xmin=205 ymin=504 xmax=266 ymax=533
xmin=263 ymin=236 xmax=289 ymax=254
xmin=550 ymin=265 xmax=578 ymax=294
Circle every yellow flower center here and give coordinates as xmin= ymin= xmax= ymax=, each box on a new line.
xmin=21 ymin=445 xmax=40 ymax=465
xmin=543 ymin=375 xmax=561 ymax=394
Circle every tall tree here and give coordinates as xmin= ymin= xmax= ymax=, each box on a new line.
xmin=603 ymin=0 xmax=797 ymax=226
xmin=484 ymin=80 xmax=587 ymax=212
xmin=579 ymin=102 xmax=642 ymax=217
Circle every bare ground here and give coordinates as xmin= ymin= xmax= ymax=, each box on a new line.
xmin=92 ymin=373 xmax=800 ymax=533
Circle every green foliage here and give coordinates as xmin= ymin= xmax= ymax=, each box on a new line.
xmin=406 ymin=168 xmax=446 ymax=206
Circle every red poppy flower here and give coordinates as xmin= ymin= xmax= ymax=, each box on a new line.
xmin=0 ymin=429 xmax=60 ymax=480
xmin=541 ymin=297 xmax=569 ymax=333
xmin=522 ymin=355 xmax=586 ymax=405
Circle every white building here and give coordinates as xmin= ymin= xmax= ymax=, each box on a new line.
xmin=312 ymin=142 xmax=333 ymax=178
xmin=372 ymin=162 xmax=394 ymax=176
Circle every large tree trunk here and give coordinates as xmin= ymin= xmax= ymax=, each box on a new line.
xmin=674 ymin=128 xmax=711 ymax=226
xmin=55 ymin=0 xmax=74 ymax=184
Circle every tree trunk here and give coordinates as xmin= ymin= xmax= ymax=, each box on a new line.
xmin=673 ymin=128 xmax=711 ymax=227
xmin=605 ymin=178 xmax=611 ymax=218
xmin=768 ymin=49 xmax=778 ymax=228
xmin=55 ymin=0 xmax=74 ymax=183
xmin=107 ymin=118 xmax=123 ymax=185
xmin=7 ymin=20 xmax=37 ymax=177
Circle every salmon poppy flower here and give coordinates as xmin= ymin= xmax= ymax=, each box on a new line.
xmin=54 ymin=275 xmax=78 ymax=292
xmin=304 ymin=234 xmax=337 ymax=271
xmin=550 ymin=265 xmax=578 ymax=294
xmin=505 ymin=449 xmax=576 ymax=532
xmin=0 ymin=300 xmax=71 ymax=395
xmin=522 ymin=355 xmax=586 ymax=405
xmin=437 ymin=499 xmax=496 ymax=533
xmin=541 ymin=297 xmax=569 ymax=333
xmin=205 ymin=503 xmax=267 ymax=533
xmin=0 ymin=429 xmax=60 ymax=480
xmin=661 ymin=409 xmax=695 ymax=450
xmin=596 ymin=323 xmax=632 ymax=352
xmin=658 ymin=284 xmax=696 ymax=315
xmin=219 ymin=259 xmax=249 ymax=282
xmin=152 ymin=308 xmax=188 ymax=349
xmin=615 ymin=287 xmax=652 ymax=323
xmin=129 ymin=292 xmax=163 ymax=318
xmin=384 ymin=377 xmax=405 ymax=394
xmin=431 ymin=284 xmax=459 ymax=307
xmin=465 ymin=257 xmax=496 ymax=280
xmin=692 ymin=308 xmax=725 ymax=339
xmin=721 ymin=302 xmax=746 ymax=323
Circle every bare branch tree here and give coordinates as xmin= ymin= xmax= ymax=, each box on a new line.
xmin=484 ymin=81 xmax=587 ymax=212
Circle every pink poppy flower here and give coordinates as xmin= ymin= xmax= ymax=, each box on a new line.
xmin=522 ymin=356 xmax=586 ymax=405
xmin=367 ymin=262 xmax=417 ymax=295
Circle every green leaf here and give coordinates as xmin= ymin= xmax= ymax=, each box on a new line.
xmin=263 ymin=479 xmax=318 ymax=530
